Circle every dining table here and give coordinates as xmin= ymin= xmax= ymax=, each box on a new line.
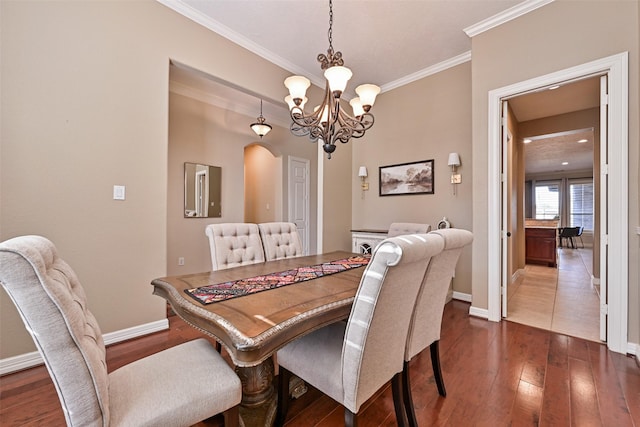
xmin=150 ymin=251 xmax=367 ymax=427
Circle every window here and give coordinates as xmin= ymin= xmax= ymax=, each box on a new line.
xmin=569 ymin=180 xmax=594 ymax=231
xmin=534 ymin=182 xmax=560 ymax=220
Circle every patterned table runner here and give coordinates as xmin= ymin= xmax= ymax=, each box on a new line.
xmin=185 ymin=255 xmax=370 ymax=305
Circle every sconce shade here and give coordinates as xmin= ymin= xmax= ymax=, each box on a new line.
xmin=448 ymin=152 xmax=461 ymax=167
xmin=358 ymin=166 xmax=368 ymax=178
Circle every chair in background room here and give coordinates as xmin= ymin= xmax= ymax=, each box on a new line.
xmin=276 ymin=233 xmax=445 ymax=427
xmin=387 ymin=222 xmax=432 ymax=237
xmin=258 ymin=222 xmax=304 ymax=261
xmin=576 ymin=226 xmax=585 ymax=248
xmin=400 ymin=228 xmax=473 ymax=427
xmin=205 ymin=223 xmax=265 ymax=270
xmin=558 ymin=226 xmax=580 ymax=249
xmin=0 ymin=235 xmax=241 ymax=427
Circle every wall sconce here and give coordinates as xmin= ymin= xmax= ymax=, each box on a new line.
xmin=448 ymin=153 xmax=461 ymax=195
xmin=358 ymin=166 xmax=369 ymax=191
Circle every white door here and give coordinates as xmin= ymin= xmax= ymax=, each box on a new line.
xmin=288 ymin=157 xmax=310 ymax=255
xmin=599 ymin=75 xmax=608 ymax=342
xmin=501 ymin=101 xmax=510 ymax=317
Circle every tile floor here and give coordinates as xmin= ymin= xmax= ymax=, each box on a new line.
xmin=506 ymin=247 xmax=601 ymax=342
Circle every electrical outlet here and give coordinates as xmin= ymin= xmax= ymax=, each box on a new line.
xmin=178 ymin=257 xmax=185 ymax=266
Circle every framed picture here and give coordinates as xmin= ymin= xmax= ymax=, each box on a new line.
xmin=379 ymin=159 xmax=434 ymax=196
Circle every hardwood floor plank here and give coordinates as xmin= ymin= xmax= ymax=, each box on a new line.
xmin=587 ymin=342 xmax=634 ymax=427
xmin=540 ymin=364 xmax=571 ymax=425
xmin=1 ymin=301 xmax=638 ymax=427
xmin=569 ymin=357 xmax=602 ymax=426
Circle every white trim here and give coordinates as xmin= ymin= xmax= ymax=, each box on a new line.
xmin=469 ymin=306 xmax=489 ymax=319
xmin=487 ymin=52 xmax=629 ymax=354
xmin=0 ymin=319 xmax=169 ymax=375
xmin=156 ymin=0 xmax=323 ymax=87
xmin=453 ymin=291 xmax=472 ymax=302
xmin=316 ymin=143 xmax=324 ymax=254
xmin=288 ymin=156 xmax=311 ymax=255
xmin=627 ymin=342 xmax=638 ymax=356
xmin=464 ymin=0 xmax=554 ymax=37
xmin=381 ymin=51 xmax=471 ymax=92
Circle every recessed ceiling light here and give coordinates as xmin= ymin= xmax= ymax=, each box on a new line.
xmin=578 ymin=139 xmax=588 ymax=143
xmin=562 ymin=161 xmax=569 ymax=165
xmin=548 ymin=85 xmax=561 ymax=90
xmin=523 ymin=138 xmax=532 ymax=143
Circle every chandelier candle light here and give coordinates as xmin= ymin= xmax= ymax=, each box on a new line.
xmin=284 ymin=0 xmax=380 ymax=159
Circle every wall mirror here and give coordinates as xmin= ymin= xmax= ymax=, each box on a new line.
xmin=184 ymin=162 xmax=222 ymax=218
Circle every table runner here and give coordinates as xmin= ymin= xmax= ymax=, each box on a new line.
xmin=185 ymin=255 xmax=370 ymax=305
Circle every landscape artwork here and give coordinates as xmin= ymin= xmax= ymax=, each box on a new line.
xmin=379 ymin=160 xmax=434 ymax=196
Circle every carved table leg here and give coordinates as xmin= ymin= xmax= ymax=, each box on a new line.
xmin=236 ymin=357 xmax=277 ymax=427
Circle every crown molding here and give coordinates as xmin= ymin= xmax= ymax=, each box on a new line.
xmin=156 ymin=0 xmax=324 ymax=87
xmin=464 ymin=0 xmax=554 ymax=37
xmin=381 ymin=51 xmax=471 ymax=93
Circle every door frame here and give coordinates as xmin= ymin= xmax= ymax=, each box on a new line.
xmin=288 ymin=156 xmax=310 ymax=255
xmin=486 ymin=52 xmax=628 ymax=354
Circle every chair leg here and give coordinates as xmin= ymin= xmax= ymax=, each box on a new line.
xmin=400 ymin=362 xmax=417 ymax=427
xmin=222 ymin=405 xmax=239 ymax=427
xmin=430 ymin=341 xmax=446 ymax=397
xmin=275 ymin=367 xmax=291 ymax=426
xmin=344 ymin=409 xmax=358 ymax=427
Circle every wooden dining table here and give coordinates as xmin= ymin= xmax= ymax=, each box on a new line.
xmin=150 ymin=251 xmax=366 ymax=427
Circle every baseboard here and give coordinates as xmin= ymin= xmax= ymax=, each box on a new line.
xmin=0 ymin=319 xmax=169 ymax=376
xmin=627 ymin=341 xmax=638 ymax=357
xmin=469 ymin=305 xmax=489 ymax=319
xmin=452 ymin=291 xmax=472 ymax=302
xmin=511 ymin=268 xmax=525 ymax=283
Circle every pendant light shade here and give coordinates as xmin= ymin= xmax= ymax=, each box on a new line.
xmin=250 ymin=99 xmax=272 ymax=138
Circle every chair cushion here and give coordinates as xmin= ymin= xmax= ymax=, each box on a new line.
xmin=109 ymin=338 xmax=241 ymax=427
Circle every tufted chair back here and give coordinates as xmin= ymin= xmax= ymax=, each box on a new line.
xmin=388 ymin=222 xmax=431 ymax=237
xmin=0 ymin=235 xmax=244 ymax=426
xmin=258 ymin=222 xmax=304 ymax=261
xmin=205 ymin=223 xmax=265 ymax=270
xmin=0 ymin=235 xmax=110 ymax=426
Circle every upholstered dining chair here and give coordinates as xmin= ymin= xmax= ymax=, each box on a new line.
xmin=387 ymin=222 xmax=432 ymax=237
xmin=258 ymin=222 xmax=304 ymax=261
xmin=401 ymin=228 xmax=473 ymax=427
xmin=276 ymin=233 xmax=445 ymax=427
xmin=205 ymin=223 xmax=265 ymax=270
xmin=0 ymin=235 xmax=242 ymax=427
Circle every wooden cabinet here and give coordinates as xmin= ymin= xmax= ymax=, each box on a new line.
xmin=525 ymin=227 xmax=557 ymax=267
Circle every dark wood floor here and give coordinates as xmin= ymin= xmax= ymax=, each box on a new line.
xmin=1 ymin=300 xmax=638 ymax=426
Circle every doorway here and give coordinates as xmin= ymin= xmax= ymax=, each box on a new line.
xmin=487 ymin=52 xmax=629 ymax=354
xmin=503 ymin=87 xmax=600 ymax=341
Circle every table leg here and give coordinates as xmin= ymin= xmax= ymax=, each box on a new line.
xmin=236 ymin=357 xmax=277 ymax=427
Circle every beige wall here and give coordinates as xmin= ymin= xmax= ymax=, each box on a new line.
xmin=470 ymin=0 xmax=639 ymax=343
xmin=352 ymin=62 xmax=474 ymax=294
xmin=166 ymin=92 xmax=316 ymax=277
xmin=244 ymin=145 xmax=280 ymax=224
xmin=0 ymin=0 xmax=316 ymax=358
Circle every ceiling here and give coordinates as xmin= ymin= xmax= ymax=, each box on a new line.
xmin=163 ymin=0 xmax=598 ymax=175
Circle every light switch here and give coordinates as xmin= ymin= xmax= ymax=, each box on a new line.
xmin=113 ymin=185 xmax=126 ymax=200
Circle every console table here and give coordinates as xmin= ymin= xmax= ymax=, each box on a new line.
xmin=351 ymin=229 xmax=387 ymax=254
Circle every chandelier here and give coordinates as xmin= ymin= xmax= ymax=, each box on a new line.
xmin=284 ymin=0 xmax=380 ymax=159
xmin=250 ymin=99 xmax=272 ymax=138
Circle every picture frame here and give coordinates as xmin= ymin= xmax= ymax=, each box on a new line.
xmin=379 ymin=159 xmax=434 ymax=196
